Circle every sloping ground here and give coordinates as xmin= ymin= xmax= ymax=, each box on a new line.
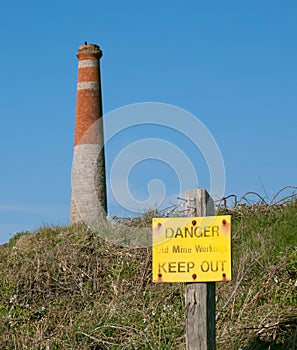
xmin=0 ymin=203 xmax=296 ymax=349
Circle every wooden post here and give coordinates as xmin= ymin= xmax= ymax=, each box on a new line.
xmin=185 ymin=189 xmax=216 ymax=350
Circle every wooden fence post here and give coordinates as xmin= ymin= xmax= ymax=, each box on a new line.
xmin=185 ymin=189 xmax=216 ymax=350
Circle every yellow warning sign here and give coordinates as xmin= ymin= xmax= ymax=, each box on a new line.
xmin=152 ymin=216 xmax=231 ymax=283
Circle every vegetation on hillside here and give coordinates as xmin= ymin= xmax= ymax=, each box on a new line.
xmin=0 ymin=202 xmax=296 ymax=349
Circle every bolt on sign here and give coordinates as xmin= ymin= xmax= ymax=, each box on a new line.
xmin=152 ymin=216 xmax=231 ymax=283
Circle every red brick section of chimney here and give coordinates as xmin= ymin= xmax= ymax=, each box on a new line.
xmin=74 ymin=44 xmax=103 ymax=145
xmin=70 ymin=43 xmax=107 ymax=225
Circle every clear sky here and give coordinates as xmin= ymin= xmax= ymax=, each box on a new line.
xmin=0 ymin=0 xmax=296 ymax=244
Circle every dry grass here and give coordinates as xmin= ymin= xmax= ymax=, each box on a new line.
xmin=0 ymin=225 xmax=185 ymax=349
xmin=216 ymin=202 xmax=297 ymax=349
xmin=0 ymin=202 xmax=296 ymax=349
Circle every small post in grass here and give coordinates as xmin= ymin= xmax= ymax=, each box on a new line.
xmin=185 ymin=189 xmax=216 ymax=350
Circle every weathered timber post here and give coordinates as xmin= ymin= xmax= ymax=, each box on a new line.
xmin=185 ymin=189 xmax=216 ymax=350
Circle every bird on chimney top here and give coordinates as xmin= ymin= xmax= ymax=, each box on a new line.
xmin=84 ymin=41 xmax=88 ymax=45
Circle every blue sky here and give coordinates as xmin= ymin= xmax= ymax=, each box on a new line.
xmin=0 ymin=0 xmax=296 ymax=244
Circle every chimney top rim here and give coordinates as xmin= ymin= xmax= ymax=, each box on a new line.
xmin=77 ymin=43 xmax=102 ymax=59
xmin=78 ymin=43 xmax=100 ymax=50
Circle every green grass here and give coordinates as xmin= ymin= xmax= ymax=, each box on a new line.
xmin=216 ymin=203 xmax=297 ymax=349
xmin=0 ymin=203 xmax=296 ymax=349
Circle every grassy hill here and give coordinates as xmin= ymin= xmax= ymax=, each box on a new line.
xmin=0 ymin=203 xmax=296 ymax=349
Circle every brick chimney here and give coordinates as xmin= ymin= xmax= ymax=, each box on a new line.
xmin=70 ymin=43 xmax=107 ymax=225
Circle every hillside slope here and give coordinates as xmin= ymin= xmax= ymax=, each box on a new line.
xmin=0 ymin=203 xmax=296 ymax=349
